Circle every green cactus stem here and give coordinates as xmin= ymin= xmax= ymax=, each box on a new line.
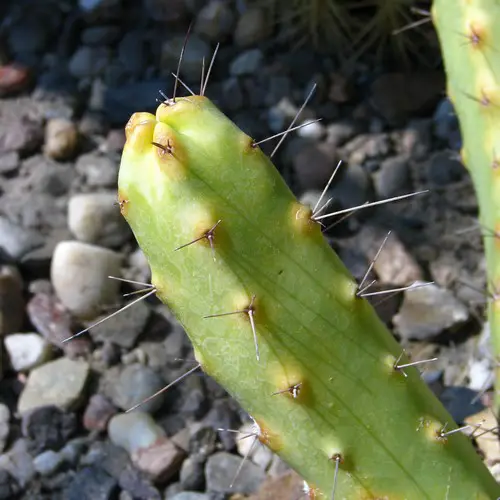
xmin=117 ymin=95 xmax=500 ymax=498
xmin=432 ymin=0 xmax=500 ymax=412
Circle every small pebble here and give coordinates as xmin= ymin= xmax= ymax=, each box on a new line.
xmin=83 ymin=394 xmax=117 ymax=432
xmin=17 ymin=357 xmax=89 ymax=414
xmin=4 ymin=333 xmax=52 ymax=372
xmin=44 ymin=118 xmax=79 ymax=161
xmin=33 ymin=450 xmax=64 ymax=476
xmin=0 ymin=265 xmax=25 ymax=335
xmin=0 ymin=404 xmax=10 ymax=453
xmin=51 ymin=241 xmax=122 ymax=319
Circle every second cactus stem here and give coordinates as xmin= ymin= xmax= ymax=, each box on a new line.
xmin=432 ymin=0 xmax=500 ymax=412
xmin=118 ymin=94 xmax=500 ymax=498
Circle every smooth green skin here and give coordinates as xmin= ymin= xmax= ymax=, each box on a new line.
xmin=118 ymin=96 xmax=500 ymax=499
xmin=432 ymin=0 xmax=500 ymax=411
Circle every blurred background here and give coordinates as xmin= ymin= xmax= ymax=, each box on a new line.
xmin=0 ymin=1 xmax=495 ymax=499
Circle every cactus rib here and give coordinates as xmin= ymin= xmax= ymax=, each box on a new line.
xmin=118 ymin=95 xmax=500 ymax=498
xmin=432 ymin=0 xmax=500 ymax=413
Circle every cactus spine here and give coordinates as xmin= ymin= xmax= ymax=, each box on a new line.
xmin=118 ymin=95 xmax=500 ymax=497
xmin=432 ymin=0 xmax=500 ymax=412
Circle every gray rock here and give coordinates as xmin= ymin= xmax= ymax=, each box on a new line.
xmin=393 ymin=283 xmax=469 ymax=341
xmin=144 ymin=0 xmax=186 ymax=22
xmin=433 ymin=97 xmax=460 ymax=147
xmin=0 ymin=469 xmax=19 ymax=499
xmin=69 ymin=46 xmax=112 ymax=79
xmin=17 ymin=358 xmax=90 ymax=414
xmin=205 ymin=451 xmax=265 ymax=494
xmin=81 ymin=26 xmax=121 ymax=46
xmin=118 ymin=31 xmax=147 ymax=76
xmin=50 ymin=241 xmax=122 ymax=319
xmin=68 ymin=192 xmax=131 ymax=247
xmin=0 ymin=404 xmax=9 ymax=453
xmin=373 ymin=155 xmax=412 ymax=198
xmin=0 ymin=152 xmax=20 ymax=174
xmin=33 ymin=449 xmax=65 ymax=476
xmin=75 ymin=153 xmax=118 ymax=188
xmin=4 ymin=333 xmax=52 ymax=372
xmin=65 ymin=465 xmax=118 ymax=500
xmin=230 ymin=49 xmax=263 ymax=76
xmin=0 ymin=439 xmax=35 ymax=488
xmin=194 ymin=1 xmax=235 ymax=42
xmin=161 ymin=35 xmax=210 ymax=81
xmin=234 ymin=7 xmax=269 ymax=47
xmin=108 ymin=412 xmax=165 ymax=455
xmin=89 ymin=297 xmax=150 ymax=348
xmin=170 ymin=493 xmax=209 ymax=500
xmin=179 ymin=455 xmax=205 ymax=490
xmin=427 ymin=151 xmax=465 ymax=186
xmin=0 ymin=266 xmax=25 ymax=335
xmin=0 ymin=217 xmax=44 ymax=260
xmin=108 ymin=364 xmax=167 ymax=413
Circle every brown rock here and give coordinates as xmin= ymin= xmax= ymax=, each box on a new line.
xmin=0 ymin=64 xmax=31 ymax=97
xmin=328 ymin=72 xmax=355 ymax=103
xmin=247 ymin=471 xmax=304 ymax=500
xmin=44 ymin=118 xmax=79 ymax=161
xmin=292 ymin=141 xmax=338 ymax=191
xmin=83 ymin=394 xmax=117 ymax=431
xmin=370 ymin=71 xmax=445 ymax=124
xmin=132 ymin=437 xmax=186 ymax=483
xmin=0 ymin=265 xmax=24 ymax=336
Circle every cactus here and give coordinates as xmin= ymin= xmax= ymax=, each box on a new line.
xmin=432 ymin=0 xmax=500 ymax=412
xmin=117 ymin=91 xmax=500 ymax=498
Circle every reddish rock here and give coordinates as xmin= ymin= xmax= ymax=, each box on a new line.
xmin=0 ymin=64 xmax=31 ymax=97
xmin=248 ymin=471 xmax=305 ymax=500
xmin=83 ymin=394 xmax=117 ymax=431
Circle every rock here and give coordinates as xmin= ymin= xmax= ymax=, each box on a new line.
xmin=343 ymin=133 xmax=391 ymax=165
xmin=0 ymin=151 xmax=20 ymax=174
xmin=325 ymin=121 xmax=356 ymax=148
xmin=144 ymin=0 xmax=186 ymax=22
xmin=83 ymin=394 xmax=117 ymax=431
xmin=370 ymin=71 xmax=445 ymax=124
xmin=202 ymin=399 xmax=241 ymax=450
xmin=108 ymin=411 xmax=164 ymax=454
xmin=65 ymin=465 xmax=119 ymax=500
xmin=118 ymin=465 xmax=162 ymax=499
xmin=27 ymin=292 xmax=93 ymax=358
xmin=393 ymin=283 xmax=470 ymax=341
xmin=89 ymin=297 xmax=150 ymax=348
xmin=234 ymin=8 xmax=269 ymax=47
xmin=4 ymin=333 xmax=52 ymax=372
xmin=109 ymin=412 xmax=185 ymax=482
xmin=0 ymin=265 xmax=24 ymax=335
xmin=104 ymin=80 xmax=167 ymax=125
xmin=373 ymin=155 xmax=412 ymax=198
xmin=358 ymin=227 xmax=423 ymax=287
xmin=33 ymin=449 xmax=65 ymax=476
xmin=328 ymin=162 xmax=372 ymax=214
xmin=170 ymin=493 xmax=209 ymax=500
xmin=81 ymin=25 xmax=121 ymax=46
xmin=468 ymin=358 xmax=492 ymax=392
xmin=22 ymin=405 xmax=78 ymax=454
xmin=427 ymin=150 xmax=465 ymax=186
xmin=17 ymin=357 xmax=90 ymax=414
xmin=161 ymin=36 xmax=210 ymax=81
xmin=328 ymin=72 xmax=355 ymax=103
xmin=296 ymin=119 xmax=324 ymax=141
xmin=398 ymin=119 xmax=432 ymax=160
xmin=205 ymin=451 xmax=266 ymax=494
xmin=433 ymin=97 xmax=460 ymax=147
xmin=68 ymin=192 xmax=131 ymax=247
xmin=230 ymin=49 xmax=263 ymax=76
xmin=0 ymin=470 xmax=19 ymax=500
xmin=0 ymin=216 xmax=44 ymax=260
xmin=247 ymin=471 xmax=304 ymax=500
xmin=107 ymin=364 xmax=167 ymax=414
xmin=440 ymin=386 xmax=484 ymax=423
xmin=75 ymin=152 xmax=118 ymax=188
xmin=0 ymin=99 xmax=44 ymax=155
xmin=44 ymin=118 xmax=79 ymax=161
xmin=0 ymin=439 xmax=35 ymax=488
xmin=69 ymin=46 xmax=112 ymax=79
xmin=0 ymin=405 xmax=9 ymax=453
xmin=195 ymin=1 xmax=235 ymax=42
xmin=118 ymin=31 xmax=147 ymax=76
xmin=465 ymin=409 xmax=500 ymax=465
xmin=236 ymin=423 xmax=273 ymax=470
xmin=0 ymin=64 xmax=31 ymax=97
xmin=50 ymin=241 xmax=122 ymax=319
xmin=292 ymin=140 xmax=338 ymax=191
xmin=179 ymin=455 xmax=205 ymax=490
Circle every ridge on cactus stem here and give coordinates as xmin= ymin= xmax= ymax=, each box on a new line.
xmin=431 ymin=1 xmax=500 ymax=415
xmin=115 ymin=84 xmax=500 ymax=497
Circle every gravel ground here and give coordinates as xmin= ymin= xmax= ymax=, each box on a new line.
xmin=0 ymin=1 xmax=497 ymax=499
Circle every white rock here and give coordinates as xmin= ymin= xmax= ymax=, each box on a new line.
xmin=296 ymin=119 xmax=325 ymax=140
xmin=51 ymin=240 xmax=122 ymax=319
xmin=68 ymin=192 xmax=130 ymax=247
xmin=4 ymin=333 xmax=52 ymax=372
xmin=468 ymin=358 xmax=493 ymax=392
